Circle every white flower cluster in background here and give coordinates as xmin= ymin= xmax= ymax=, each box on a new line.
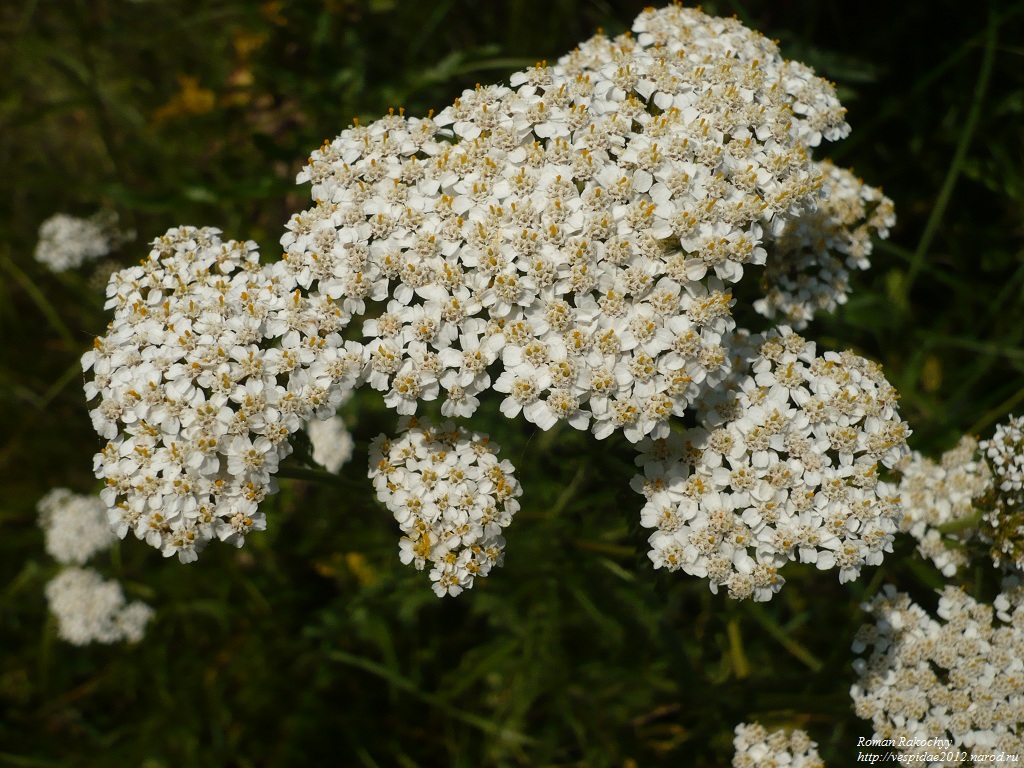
xmin=979 ymin=415 xmax=1024 ymax=571
xmin=755 ymin=161 xmax=895 ymax=329
xmin=982 ymin=415 xmax=1024 ymax=498
xmin=631 ymin=328 xmax=908 ymax=600
xmin=895 ymin=436 xmax=992 ymax=576
xmin=306 ymin=413 xmax=355 ymax=473
xmin=35 ymin=211 xmax=133 ymax=273
xmin=45 ymin=567 xmax=153 ymax=646
xmin=731 ymin=722 xmax=825 ymax=768
xmin=369 ymin=418 xmax=522 ymax=596
xmin=37 ymin=488 xmax=153 ymax=645
xmin=37 ymin=487 xmax=115 ymax=565
xmin=82 ymin=226 xmax=353 ymax=562
xmin=851 ymin=585 xmax=1024 ymax=762
xmin=281 ymin=4 xmax=884 ymax=445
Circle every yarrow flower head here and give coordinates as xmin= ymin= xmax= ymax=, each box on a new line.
xmin=34 ymin=211 xmax=133 ymax=273
xmin=755 ymin=161 xmax=895 ymax=329
xmin=282 ymin=5 xmax=881 ymax=445
xmin=37 ymin=488 xmax=115 ymax=565
xmin=631 ymin=328 xmax=909 ymax=600
xmin=896 ymin=436 xmax=992 ymax=576
xmin=369 ymin=417 xmax=522 ymax=596
xmin=851 ymin=585 xmax=1024 ymax=760
xmin=83 ymin=226 xmax=352 ymax=562
xmin=45 ymin=567 xmax=154 ymax=646
xmin=82 ymin=6 xmax=900 ymax=596
xmin=980 ymin=415 xmax=1024 ymax=570
xmin=731 ymin=722 xmax=825 ymax=768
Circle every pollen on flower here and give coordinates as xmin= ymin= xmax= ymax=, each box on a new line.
xmin=630 ymin=328 xmax=910 ymax=601
xmin=83 ymin=226 xmax=357 ymax=562
xmin=369 ymin=418 xmax=522 ymax=596
xmin=851 ymin=585 xmax=1024 ymax=760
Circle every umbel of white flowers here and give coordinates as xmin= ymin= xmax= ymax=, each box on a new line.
xmin=83 ymin=5 xmax=905 ymax=598
xmin=851 ymin=583 xmax=1024 ymax=759
xmin=895 ymin=414 xmax=1024 ymax=576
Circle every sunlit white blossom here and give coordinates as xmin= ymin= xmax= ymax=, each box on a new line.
xmin=896 ymin=436 xmax=991 ymax=576
xmin=851 ymin=585 xmax=1024 ymax=762
xmin=368 ymin=417 xmax=522 ymax=596
xmin=631 ymin=328 xmax=909 ymax=600
xmin=285 ymin=5 xmax=870 ymax=443
xmin=83 ymin=226 xmax=351 ymax=562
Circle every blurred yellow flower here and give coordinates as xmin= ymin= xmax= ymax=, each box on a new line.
xmin=151 ymin=75 xmax=216 ymax=124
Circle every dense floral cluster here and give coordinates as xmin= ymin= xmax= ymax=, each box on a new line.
xmin=37 ymin=488 xmax=153 ymax=645
xmin=37 ymin=487 xmax=115 ymax=565
xmin=81 ymin=6 xmax=901 ymax=597
xmin=755 ymin=161 xmax=895 ymax=329
xmin=895 ymin=436 xmax=992 ymax=576
xmin=980 ymin=416 xmax=1024 ymax=570
xmin=35 ymin=211 xmax=132 ymax=273
xmin=631 ymin=328 xmax=908 ymax=600
xmin=45 ymin=567 xmax=153 ymax=646
xmin=851 ymin=585 xmax=1024 ymax=762
xmin=731 ymin=722 xmax=824 ymax=768
xmin=369 ymin=418 xmax=522 ymax=596
xmin=894 ymin=416 xmax=1024 ymax=576
xmin=281 ymin=5 xmax=886 ymax=445
xmin=82 ymin=226 xmax=351 ymax=562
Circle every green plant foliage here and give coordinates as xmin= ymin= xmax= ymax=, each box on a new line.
xmin=2 ymin=1 xmax=1024 ymax=765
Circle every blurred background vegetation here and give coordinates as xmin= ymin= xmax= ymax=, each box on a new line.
xmin=2 ymin=0 xmax=1023 ymax=765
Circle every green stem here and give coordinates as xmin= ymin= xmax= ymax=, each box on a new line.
xmin=902 ymin=9 xmax=998 ymax=300
xmin=967 ymin=386 xmax=1024 ymax=437
xmin=0 ymin=253 xmax=77 ymax=348
xmin=277 ymin=465 xmax=364 ymax=492
xmin=744 ymin=603 xmax=823 ymax=673
xmin=326 ymin=649 xmax=536 ymax=745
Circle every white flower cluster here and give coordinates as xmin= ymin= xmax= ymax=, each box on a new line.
xmin=45 ymin=567 xmax=153 ymax=646
xmin=896 ymin=436 xmax=992 ymax=576
xmin=83 ymin=226 xmax=352 ymax=562
xmin=37 ymin=488 xmax=153 ymax=645
xmin=306 ymin=413 xmax=355 ymax=473
xmin=34 ymin=211 xmax=132 ymax=273
xmin=82 ymin=6 xmax=900 ymax=595
xmin=369 ymin=418 xmax=522 ymax=596
xmin=755 ymin=161 xmax=895 ymax=329
xmin=982 ymin=416 xmax=1024 ymax=499
xmin=283 ymin=5 xmax=862 ymax=444
xmin=631 ymin=329 xmax=908 ymax=600
xmin=732 ymin=722 xmax=825 ymax=768
xmin=851 ymin=585 xmax=1024 ymax=762
xmin=976 ymin=415 xmax=1024 ymax=571
xmin=37 ymin=487 xmax=115 ymax=565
